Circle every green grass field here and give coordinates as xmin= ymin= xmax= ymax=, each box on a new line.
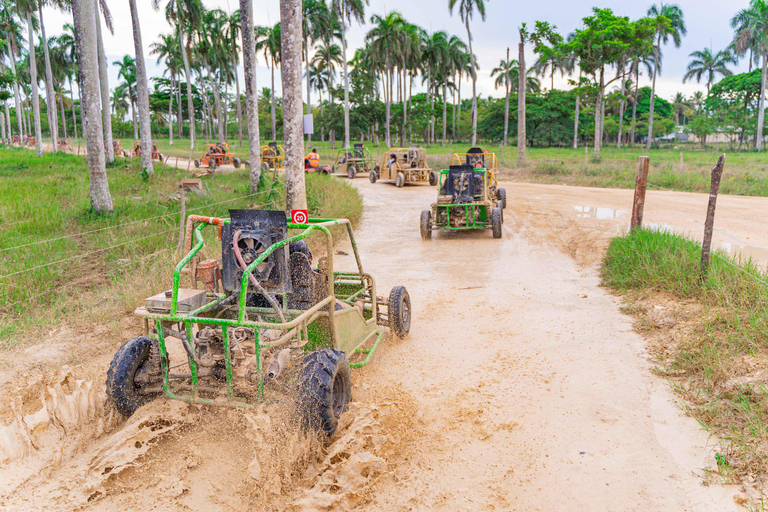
xmin=0 ymin=146 xmax=362 ymax=347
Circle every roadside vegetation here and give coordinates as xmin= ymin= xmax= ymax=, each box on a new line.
xmin=0 ymin=146 xmax=362 ymax=348
xmin=603 ymin=228 xmax=768 ymax=483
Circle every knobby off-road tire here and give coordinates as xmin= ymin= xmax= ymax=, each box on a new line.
xmin=497 ymin=201 xmax=504 ymax=223
xmin=262 ymin=161 xmax=270 ymax=173
xmin=209 ymin=158 xmax=216 ymax=170
xmin=428 ymin=171 xmax=438 ymax=186
xmin=497 ymin=187 xmax=507 ymax=209
xmin=369 ymin=170 xmax=378 ymax=183
xmin=395 ymin=172 xmax=405 ymax=188
xmin=420 ymin=209 xmax=432 ymax=240
xmin=347 ymin=166 xmax=357 ymax=179
xmin=491 ymin=207 xmax=502 ymax=239
xmin=296 ymin=349 xmax=352 ymax=435
xmin=107 ymin=336 xmax=162 ymax=417
xmin=194 ymin=159 xmax=200 ymax=168
xmin=388 ymin=285 xmax=411 ymax=339
xmin=233 ymin=157 xmax=241 ymax=168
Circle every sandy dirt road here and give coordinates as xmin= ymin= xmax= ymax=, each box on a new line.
xmin=3 ymin=177 xmax=766 ymax=510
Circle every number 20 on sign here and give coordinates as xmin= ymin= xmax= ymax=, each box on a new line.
xmin=291 ymin=210 xmax=308 ymax=224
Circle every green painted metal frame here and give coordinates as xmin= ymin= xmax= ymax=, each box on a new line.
xmin=430 ymin=168 xmax=492 ymax=231
xmin=141 ymin=216 xmax=384 ymax=408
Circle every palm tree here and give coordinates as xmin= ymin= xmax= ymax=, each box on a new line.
xmin=331 ymin=0 xmax=367 ymax=148
xmin=36 ymin=0 xmax=60 ymax=154
xmin=71 ymin=0 xmax=112 ymax=212
xmin=421 ymin=30 xmax=450 ymax=145
xmin=224 ymin=10 xmax=242 ymax=147
xmin=449 ymin=0 xmax=486 ymax=146
xmin=239 ymin=0 xmax=262 ymax=190
xmin=92 ymin=0 xmax=115 ymax=162
xmin=303 ymin=0 xmax=325 ymax=147
xmin=731 ymin=0 xmax=768 ymax=150
xmin=16 ymin=0 xmax=42 ymax=156
xmin=367 ymin=11 xmax=406 ymax=147
xmin=683 ymin=47 xmax=736 ymax=94
xmin=691 ymin=90 xmax=704 ymax=113
xmin=58 ymin=23 xmax=79 ymax=141
xmin=0 ymin=3 xmax=25 ymax=139
xmin=129 ymin=0 xmax=154 ymax=174
xmin=492 ymin=55 xmax=511 ymax=146
xmin=255 ymin=23 xmax=281 ymax=142
xmin=646 ymin=3 xmax=686 ymax=150
xmin=532 ymin=50 xmax=573 ymax=91
xmin=114 ymin=55 xmax=138 ymax=140
xmin=150 ymin=33 xmax=182 ymax=143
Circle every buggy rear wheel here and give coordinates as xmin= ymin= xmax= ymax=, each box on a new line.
xmin=208 ymin=158 xmax=215 ymax=170
xmin=233 ymin=157 xmax=241 ymax=168
xmin=107 ymin=336 xmax=162 ymax=417
xmin=491 ymin=207 xmax=502 ymax=239
xmin=297 ymin=349 xmax=352 ymax=435
xmin=428 ymin=170 xmax=438 ymax=186
xmin=388 ymin=285 xmax=411 ymax=338
xmin=420 ymin=209 xmax=432 ymax=240
xmin=194 ymin=159 xmax=200 ymax=168
xmin=497 ymin=187 xmax=507 ymax=209
xmin=369 ymin=170 xmax=378 ymax=183
xmin=497 ymin=201 xmax=504 ymax=223
xmin=261 ymin=162 xmax=270 ymax=172
xmin=395 ymin=172 xmax=405 ymax=188
xmin=347 ymin=165 xmax=357 ymax=179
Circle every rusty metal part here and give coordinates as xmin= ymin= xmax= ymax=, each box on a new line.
xmin=267 ymin=349 xmax=292 ymax=379
xmin=196 ymin=259 xmax=221 ymax=292
xmin=184 ymin=215 xmax=225 ymax=255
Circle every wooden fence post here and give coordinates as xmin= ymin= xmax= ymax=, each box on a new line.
xmin=584 ymin=146 xmax=588 ymax=165
xmin=631 ymin=156 xmax=650 ymax=230
xmin=700 ymin=154 xmax=726 ymax=281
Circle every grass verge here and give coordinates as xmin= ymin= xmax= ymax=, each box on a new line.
xmin=0 ymin=146 xmax=362 ymax=348
xmin=602 ymin=228 xmax=768 ymax=485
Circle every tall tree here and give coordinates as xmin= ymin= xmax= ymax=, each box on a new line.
xmin=448 ymin=0 xmax=486 ymax=146
xmin=93 ymin=0 xmax=115 ymax=162
xmin=71 ymin=0 xmax=112 ymax=212
xmin=255 ymin=23 xmax=281 ymax=142
xmin=18 ymin=0 xmax=43 ymax=156
xmin=683 ymin=47 xmax=736 ymax=95
xmin=491 ymin=52 xmax=511 ymax=146
xmin=239 ymin=0 xmax=262 ymax=190
xmin=129 ymin=0 xmax=154 ymax=175
xmin=114 ymin=56 xmax=138 ymax=140
xmin=303 ymin=0 xmax=324 ymax=148
xmin=731 ymin=0 xmax=768 ymax=150
xmin=281 ymin=0 xmax=306 ymax=212
xmin=0 ymin=2 xmax=24 ymax=138
xmin=331 ymin=0 xmax=367 ymax=148
xmin=37 ymin=0 xmax=58 ymax=153
xmin=645 ymin=3 xmax=686 ymax=150
xmin=367 ymin=11 xmax=405 ymax=147
xmin=225 ymin=10 xmax=243 ymax=147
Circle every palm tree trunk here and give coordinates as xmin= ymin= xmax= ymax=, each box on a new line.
xmin=233 ymin=48 xmax=243 ymax=147
xmin=304 ymin=32 xmax=312 ymax=149
xmin=5 ymin=29 xmax=23 ymax=138
xmin=177 ymin=1 xmax=195 ymax=153
xmin=340 ymin=19 xmax=351 ymax=148
xmin=466 ymin=17 xmax=478 ymax=146
xmin=457 ymin=73 xmax=461 ymax=141
xmin=630 ymin=64 xmax=639 ymax=146
xmin=130 ymin=94 xmax=138 ymax=141
xmin=176 ymin=76 xmax=183 ymax=138
xmin=271 ymin=60 xmax=277 ymax=141
xmin=517 ymin=38 xmax=526 ymax=165
xmin=617 ymin=62 xmax=626 ymax=149
xmin=594 ymin=67 xmax=604 ymax=159
xmin=4 ymin=101 xmax=11 ymax=141
xmin=72 ymin=0 xmax=112 ymax=213
xmin=239 ymin=0 xmax=262 ymax=191
xmin=38 ymin=5 xmax=59 ymax=153
xmin=26 ymin=12 xmax=43 ymax=157
xmin=646 ymin=41 xmax=660 ymax=150
xmin=442 ymin=81 xmax=448 ymax=147
xmin=168 ymin=79 xmax=174 ymax=143
xmin=503 ymin=47 xmax=510 ymax=146
xmin=384 ymin=55 xmax=391 ymax=147
xmin=572 ymin=94 xmax=579 ymax=149
xmin=206 ymin=62 xmax=224 ymax=142
xmin=93 ymin=0 xmax=114 ymax=162
xmin=59 ymin=89 xmax=68 ymax=138
xmin=280 ymin=0 xmax=306 ymax=211
xmin=129 ymin=0 xmax=154 ymax=175
xmin=70 ymin=76 xmax=79 ymax=140
xmin=757 ymin=51 xmax=767 ymax=151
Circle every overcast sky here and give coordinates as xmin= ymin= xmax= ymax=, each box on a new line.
xmin=38 ymin=0 xmax=754 ymax=104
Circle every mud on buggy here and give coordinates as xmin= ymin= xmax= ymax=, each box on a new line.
xmin=106 ymin=210 xmax=411 ymax=434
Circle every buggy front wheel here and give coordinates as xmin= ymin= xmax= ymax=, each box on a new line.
xmin=233 ymin=157 xmax=241 ymax=168
xmin=262 ymin=162 xmax=270 ymax=172
xmin=497 ymin=187 xmax=507 ymax=209
xmin=369 ymin=170 xmax=378 ymax=183
xmin=347 ymin=166 xmax=357 ymax=179
xmin=107 ymin=336 xmax=163 ymax=417
xmin=395 ymin=172 xmax=405 ymax=188
xmin=491 ymin=207 xmax=502 ymax=239
xmin=428 ymin=171 xmax=438 ymax=186
xmin=388 ymin=285 xmax=411 ymax=338
xmin=296 ymin=349 xmax=352 ymax=435
xmin=194 ymin=159 xmax=200 ymax=168
xmin=420 ymin=209 xmax=432 ymax=240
